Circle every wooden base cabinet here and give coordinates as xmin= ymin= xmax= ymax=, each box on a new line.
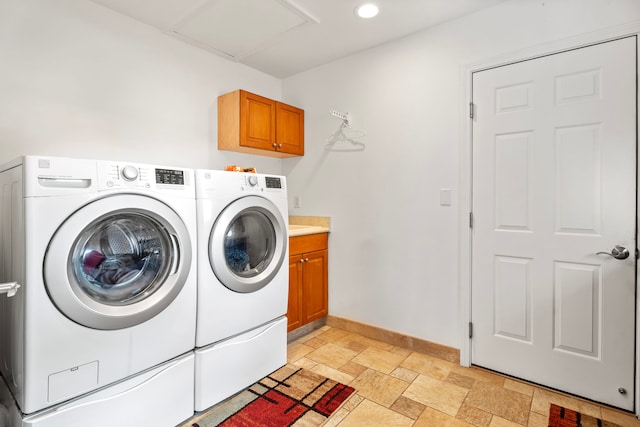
xmin=218 ymin=89 xmax=304 ymax=158
xmin=287 ymin=233 xmax=328 ymax=332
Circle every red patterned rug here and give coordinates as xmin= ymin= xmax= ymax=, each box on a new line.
xmin=548 ymin=404 xmax=622 ymax=427
xmin=190 ymin=365 xmax=355 ymax=427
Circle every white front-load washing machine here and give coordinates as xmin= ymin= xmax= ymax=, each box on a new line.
xmin=0 ymin=156 xmax=196 ymax=425
xmin=194 ymin=170 xmax=288 ymax=411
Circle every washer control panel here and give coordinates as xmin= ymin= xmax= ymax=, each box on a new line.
xmin=98 ymin=162 xmax=190 ymax=192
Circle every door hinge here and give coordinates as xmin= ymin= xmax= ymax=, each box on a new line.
xmin=469 ymin=322 xmax=473 ymax=339
xmin=469 ymin=212 xmax=473 ymax=228
xmin=469 ymin=102 xmax=475 ymax=119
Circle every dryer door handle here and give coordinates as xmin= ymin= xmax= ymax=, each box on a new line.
xmin=169 ymin=234 xmax=180 ymax=275
xmin=0 ymin=282 xmax=20 ymax=297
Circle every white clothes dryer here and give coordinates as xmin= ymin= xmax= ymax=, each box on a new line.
xmin=0 ymin=156 xmax=197 ymax=417
xmin=194 ymin=170 xmax=288 ymax=411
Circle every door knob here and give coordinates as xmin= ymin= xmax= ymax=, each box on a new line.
xmin=596 ymin=245 xmax=630 ymax=260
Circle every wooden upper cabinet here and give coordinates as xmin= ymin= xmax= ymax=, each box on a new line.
xmin=276 ymin=102 xmax=304 ymax=156
xmin=242 ymin=91 xmax=276 ymax=151
xmin=218 ymin=89 xmax=304 ymax=158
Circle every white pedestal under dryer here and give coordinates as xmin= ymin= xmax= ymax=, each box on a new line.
xmin=0 ymin=156 xmax=197 ymax=425
xmin=194 ymin=170 xmax=288 ymax=412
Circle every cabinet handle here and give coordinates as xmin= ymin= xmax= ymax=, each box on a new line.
xmin=278 ymin=143 xmax=283 ymax=148
xmin=299 ymin=259 xmax=305 ymax=263
xmin=272 ymin=143 xmax=277 ymax=148
xmin=304 ymin=258 xmax=309 ymax=262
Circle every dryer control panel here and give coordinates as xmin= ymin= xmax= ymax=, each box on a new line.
xmin=239 ymin=174 xmax=284 ymax=193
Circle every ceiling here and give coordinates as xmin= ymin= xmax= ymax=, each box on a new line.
xmin=89 ymin=0 xmax=508 ymax=78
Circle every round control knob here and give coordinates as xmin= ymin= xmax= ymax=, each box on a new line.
xmin=121 ymin=165 xmax=139 ymax=182
xmin=247 ymin=175 xmax=258 ymax=186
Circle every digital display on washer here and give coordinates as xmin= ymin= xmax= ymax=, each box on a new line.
xmin=265 ymin=177 xmax=282 ymax=189
xmin=155 ymin=169 xmax=185 ymax=185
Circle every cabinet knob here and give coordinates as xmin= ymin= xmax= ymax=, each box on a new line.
xmin=272 ymin=143 xmax=277 ymax=148
xmin=299 ymin=259 xmax=304 ymax=263
xmin=278 ymin=143 xmax=283 ymax=148
xmin=304 ymin=258 xmax=309 ymax=262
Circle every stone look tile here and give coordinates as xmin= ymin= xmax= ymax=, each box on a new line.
xmin=338 ymin=399 xmax=413 ymax=427
xmin=287 ymin=342 xmax=314 ymax=362
xmin=309 ymin=363 xmax=354 ymax=385
xmin=390 ymin=395 xmax=426 ymax=420
xmin=489 ymin=416 xmax=524 ymax=427
xmin=403 ymin=373 xmax=468 ymax=416
xmin=465 ymin=381 xmax=531 ymax=425
xmin=303 ymin=337 xmax=327 ymax=349
xmin=390 ymin=366 xmax=419 ymax=383
xmin=400 ymin=351 xmax=455 ymax=380
xmin=390 ymin=346 xmax=413 ymax=357
xmin=294 ymin=327 xmax=327 ymax=343
xmin=451 ymin=365 xmax=506 ymax=387
xmin=350 ymin=369 xmax=410 ymax=408
xmin=290 ymin=357 xmax=317 ymax=370
xmin=527 ymin=411 xmax=549 ymax=427
xmin=600 ymin=407 xmax=640 ymax=427
xmin=446 ymin=372 xmax=475 ymax=389
xmin=339 ymin=360 xmax=368 ymax=378
xmin=305 ymin=342 xmax=359 ymax=370
xmin=456 ymin=403 xmax=492 ymax=427
xmin=314 ymin=327 xmax=351 ymax=343
xmin=351 ymin=346 xmax=408 ymax=374
xmin=503 ymin=378 xmax=534 ymax=397
xmin=414 ymin=407 xmax=475 ymax=426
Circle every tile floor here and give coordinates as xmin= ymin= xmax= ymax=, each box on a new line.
xmin=287 ymin=325 xmax=640 ymax=427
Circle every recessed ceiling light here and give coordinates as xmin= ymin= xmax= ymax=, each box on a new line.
xmin=355 ymin=3 xmax=379 ymax=19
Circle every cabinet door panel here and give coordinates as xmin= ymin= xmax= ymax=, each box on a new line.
xmin=287 ymin=255 xmax=303 ymax=332
xmin=276 ymin=102 xmax=304 ymax=155
xmin=241 ymin=91 xmax=275 ymax=150
xmin=302 ymin=249 xmax=328 ymax=324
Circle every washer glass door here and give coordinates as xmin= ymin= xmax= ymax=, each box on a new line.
xmin=210 ymin=196 xmax=286 ymax=293
xmin=73 ymin=213 xmax=171 ymax=305
xmin=45 ymin=194 xmax=192 ymax=330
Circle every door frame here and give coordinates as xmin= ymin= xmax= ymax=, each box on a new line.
xmin=458 ymin=21 xmax=640 ymax=415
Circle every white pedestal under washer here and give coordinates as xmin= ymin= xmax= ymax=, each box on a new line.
xmin=0 ymin=156 xmax=197 ymax=420
xmin=0 ymin=353 xmax=195 ymax=427
xmin=194 ymin=170 xmax=288 ymax=411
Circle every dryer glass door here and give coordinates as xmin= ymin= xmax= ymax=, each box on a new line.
xmin=209 ymin=196 xmax=286 ymax=293
xmin=224 ymin=210 xmax=275 ymax=277
xmin=44 ymin=194 xmax=192 ymax=330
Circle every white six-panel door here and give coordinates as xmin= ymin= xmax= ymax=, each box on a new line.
xmin=471 ymin=36 xmax=636 ymax=410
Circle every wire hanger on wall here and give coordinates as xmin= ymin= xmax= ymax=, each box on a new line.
xmin=325 ymin=110 xmax=366 ymax=152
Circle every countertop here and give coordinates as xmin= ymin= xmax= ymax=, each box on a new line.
xmin=288 ymin=215 xmax=330 ymax=237
xmin=288 ymin=224 xmax=330 ymax=237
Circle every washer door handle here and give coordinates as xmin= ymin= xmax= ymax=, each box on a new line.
xmin=0 ymin=282 xmax=20 ymax=297
xmin=170 ymin=234 xmax=181 ymax=275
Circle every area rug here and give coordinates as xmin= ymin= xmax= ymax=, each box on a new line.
xmin=548 ymin=404 xmax=622 ymax=427
xmin=190 ymin=365 xmax=356 ymax=427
